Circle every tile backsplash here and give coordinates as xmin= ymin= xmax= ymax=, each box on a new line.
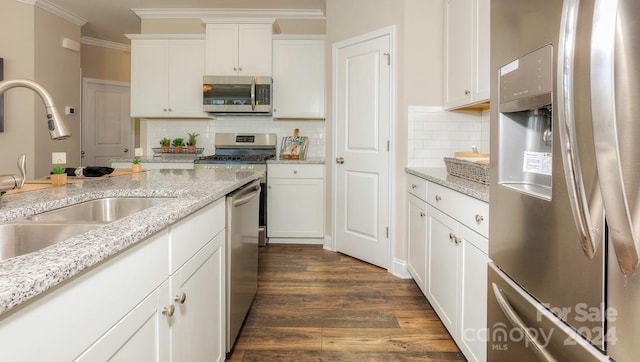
xmin=141 ymin=117 xmax=326 ymax=158
xmin=408 ymin=106 xmax=490 ymax=167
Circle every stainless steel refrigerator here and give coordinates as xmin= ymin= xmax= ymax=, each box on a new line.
xmin=488 ymin=0 xmax=640 ymax=360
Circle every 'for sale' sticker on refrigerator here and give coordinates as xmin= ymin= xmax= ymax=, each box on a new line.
xmin=522 ymin=151 xmax=552 ymax=176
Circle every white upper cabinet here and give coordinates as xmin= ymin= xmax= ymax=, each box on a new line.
xmin=205 ymin=23 xmax=273 ymax=76
xmin=129 ymin=35 xmax=207 ymax=118
xmin=272 ymin=35 xmax=325 ymax=119
xmin=443 ymin=0 xmax=490 ymax=110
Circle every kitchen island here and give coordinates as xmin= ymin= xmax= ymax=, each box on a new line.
xmin=0 ymin=168 xmax=261 ymax=361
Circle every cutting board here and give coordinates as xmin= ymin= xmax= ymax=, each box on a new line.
xmin=5 ymin=169 xmax=147 ymax=195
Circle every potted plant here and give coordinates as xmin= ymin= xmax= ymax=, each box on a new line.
xmin=131 ymin=158 xmax=142 ymax=173
xmin=186 ymin=132 xmax=199 ymax=153
xmin=172 ymin=138 xmax=185 ymax=153
xmin=160 ymin=137 xmax=171 ymax=153
xmin=50 ymin=166 xmax=67 ymax=186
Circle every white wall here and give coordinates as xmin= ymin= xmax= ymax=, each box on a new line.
xmin=408 ymin=106 xmax=489 ymax=167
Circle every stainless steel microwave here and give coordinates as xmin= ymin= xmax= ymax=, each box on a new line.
xmin=203 ymin=76 xmax=272 ymax=115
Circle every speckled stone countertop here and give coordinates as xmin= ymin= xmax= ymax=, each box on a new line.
xmin=267 ymin=157 xmax=325 ymax=164
xmin=0 ymin=169 xmax=261 ymax=315
xmin=405 ymin=167 xmax=489 ymax=202
xmin=110 ymin=156 xmax=197 ymax=163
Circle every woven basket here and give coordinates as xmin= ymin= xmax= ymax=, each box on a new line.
xmin=444 ymin=157 xmax=489 ymax=185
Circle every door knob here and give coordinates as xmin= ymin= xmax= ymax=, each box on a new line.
xmin=124 ymin=148 xmax=129 ymax=153
xmin=336 ymin=157 xmax=345 ymax=164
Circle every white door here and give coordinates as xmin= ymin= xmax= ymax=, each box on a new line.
xmin=83 ymin=79 xmax=132 ymax=167
xmin=334 ymin=30 xmax=392 ymax=269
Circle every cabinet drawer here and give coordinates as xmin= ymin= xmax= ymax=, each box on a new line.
xmin=170 ymin=197 xmax=225 ymax=273
xmin=407 ymin=173 xmax=428 ymax=201
xmin=268 ymin=164 xmax=324 ymax=179
xmin=428 ymin=182 xmax=489 ymax=238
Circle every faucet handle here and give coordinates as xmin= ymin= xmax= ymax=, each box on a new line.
xmin=16 ymin=154 xmax=26 ymax=189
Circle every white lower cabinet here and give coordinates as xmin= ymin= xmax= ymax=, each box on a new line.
xmin=0 ymin=198 xmax=227 ymax=362
xmin=267 ymin=164 xmax=325 ymax=240
xmin=406 ymin=171 xmax=489 ymax=362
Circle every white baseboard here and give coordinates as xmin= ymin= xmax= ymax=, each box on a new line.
xmin=268 ymin=238 xmax=324 ymax=245
xmin=323 ymin=235 xmax=334 ymax=251
xmin=391 ymin=258 xmax=412 ymax=279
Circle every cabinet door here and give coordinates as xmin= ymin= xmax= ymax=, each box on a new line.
xmin=171 ymin=232 xmax=226 ymax=362
xmin=459 ymin=226 xmax=488 ymax=362
xmin=238 ymin=23 xmax=272 ymax=76
xmin=75 ymin=281 xmax=170 ymax=362
xmin=131 ymin=40 xmax=170 ymax=117
xmin=272 ymin=38 xmax=325 ymax=119
xmin=205 ymin=24 xmax=239 ymax=75
xmin=267 ymin=178 xmax=324 ymax=238
xmin=473 ymin=0 xmax=490 ymax=102
xmin=168 ymin=39 xmax=207 ymax=117
xmin=426 ymin=205 xmax=460 ymax=337
xmin=444 ymin=0 xmax=473 ymax=108
xmin=407 ymin=194 xmax=428 ymax=295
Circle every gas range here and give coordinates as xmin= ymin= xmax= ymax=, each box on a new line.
xmin=194 ymin=133 xmax=277 ymax=175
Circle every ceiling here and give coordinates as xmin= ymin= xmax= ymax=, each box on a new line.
xmin=45 ymin=0 xmax=326 ymax=44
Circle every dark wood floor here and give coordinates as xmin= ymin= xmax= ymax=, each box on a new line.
xmin=228 ymin=244 xmax=465 ymax=361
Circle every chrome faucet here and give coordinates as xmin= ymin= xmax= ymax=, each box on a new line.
xmin=0 ymin=79 xmax=72 ymax=194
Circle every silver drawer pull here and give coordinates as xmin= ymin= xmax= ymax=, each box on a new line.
xmin=293 ymin=170 xmax=298 ymax=174
xmin=411 ymin=184 xmax=417 ymax=189
xmin=449 ymin=232 xmax=455 ymax=240
xmin=420 ymin=211 xmax=425 ymax=218
xmin=435 ymin=195 xmax=442 ymax=202
xmin=162 ymin=304 xmax=175 ymax=317
xmin=174 ymin=293 xmax=187 ymax=304
xmin=475 ymin=214 xmax=484 ymax=223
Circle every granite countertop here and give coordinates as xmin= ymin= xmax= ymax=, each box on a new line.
xmin=405 ymin=167 xmax=490 ymax=202
xmin=110 ymin=156 xmax=198 ymax=163
xmin=0 ymin=169 xmax=261 ymax=315
xmin=267 ymin=157 xmax=325 ymax=164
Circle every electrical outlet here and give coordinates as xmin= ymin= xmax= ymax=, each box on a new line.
xmin=134 ymin=148 xmax=143 ymax=157
xmin=52 ymin=152 xmax=66 ymax=164
xmin=64 ymin=106 xmax=75 ymax=116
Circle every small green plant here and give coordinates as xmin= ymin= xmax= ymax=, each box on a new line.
xmin=160 ymin=137 xmax=171 ymax=147
xmin=171 ymin=138 xmax=184 ymax=147
xmin=52 ymin=166 xmax=66 ymax=174
xmin=187 ymin=132 xmax=199 ymax=146
xmin=132 ymin=158 xmax=141 ymax=165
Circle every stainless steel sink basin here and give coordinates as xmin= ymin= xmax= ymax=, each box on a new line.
xmin=0 ymin=223 xmax=99 ymax=261
xmin=27 ymin=197 xmax=172 ymax=223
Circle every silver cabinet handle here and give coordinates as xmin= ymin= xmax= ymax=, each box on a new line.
xmin=233 ymin=67 xmax=237 ymax=71
xmin=239 ymin=67 xmax=243 ymax=71
xmin=163 ymin=108 xmax=168 ymax=112
xmin=591 ymin=0 xmax=639 ymax=276
xmin=435 ymin=195 xmax=442 ymax=202
xmin=174 ymin=293 xmax=186 ymax=304
xmin=558 ymin=0 xmax=600 ymax=261
xmin=293 ymin=170 xmax=298 ymax=174
xmin=420 ymin=211 xmax=425 ymax=218
xmin=411 ymin=184 xmax=417 ymax=189
xmin=464 ymin=89 xmax=471 ymax=95
xmin=449 ymin=233 xmax=455 ymax=241
xmin=336 ymin=157 xmax=345 ymax=164
xmin=449 ymin=233 xmax=461 ymax=245
xmin=475 ymin=214 xmax=484 ymax=223
xmin=492 ymin=283 xmax=555 ymax=361
xmin=162 ymin=304 xmax=175 ymax=317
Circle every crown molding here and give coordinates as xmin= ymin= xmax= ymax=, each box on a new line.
xmin=81 ymin=37 xmax=131 ymax=52
xmin=17 ymin=0 xmax=87 ymax=26
xmin=132 ymin=8 xmax=326 ymax=20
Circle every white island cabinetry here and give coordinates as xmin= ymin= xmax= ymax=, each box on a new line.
xmin=267 ymin=163 xmax=325 ymax=242
xmin=0 ymin=199 xmax=226 ymax=362
xmin=406 ymin=171 xmax=489 ymax=361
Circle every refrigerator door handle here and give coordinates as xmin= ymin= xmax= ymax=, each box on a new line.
xmin=557 ymin=0 xmax=599 ymax=259
xmin=491 ymin=283 xmax=555 ymax=361
xmin=591 ymin=0 xmax=640 ymax=276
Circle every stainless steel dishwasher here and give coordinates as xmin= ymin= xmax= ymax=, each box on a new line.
xmin=225 ymin=179 xmax=260 ymax=353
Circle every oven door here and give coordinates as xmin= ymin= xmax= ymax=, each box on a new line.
xmin=203 ymin=75 xmax=272 ymax=114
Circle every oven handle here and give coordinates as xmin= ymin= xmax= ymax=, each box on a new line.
xmin=233 ymin=184 xmax=261 ymax=207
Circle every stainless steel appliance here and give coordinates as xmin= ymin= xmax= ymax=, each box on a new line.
xmin=195 ymin=133 xmax=276 ymax=246
xmin=225 ymin=179 xmax=261 ymax=353
xmin=489 ymin=0 xmax=640 ymax=360
xmin=203 ymin=76 xmax=272 ymax=115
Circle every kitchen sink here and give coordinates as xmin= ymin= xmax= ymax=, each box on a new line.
xmin=27 ymin=197 xmax=172 ymax=223
xmin=0 ymin=223 xmax=99 ymax=261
